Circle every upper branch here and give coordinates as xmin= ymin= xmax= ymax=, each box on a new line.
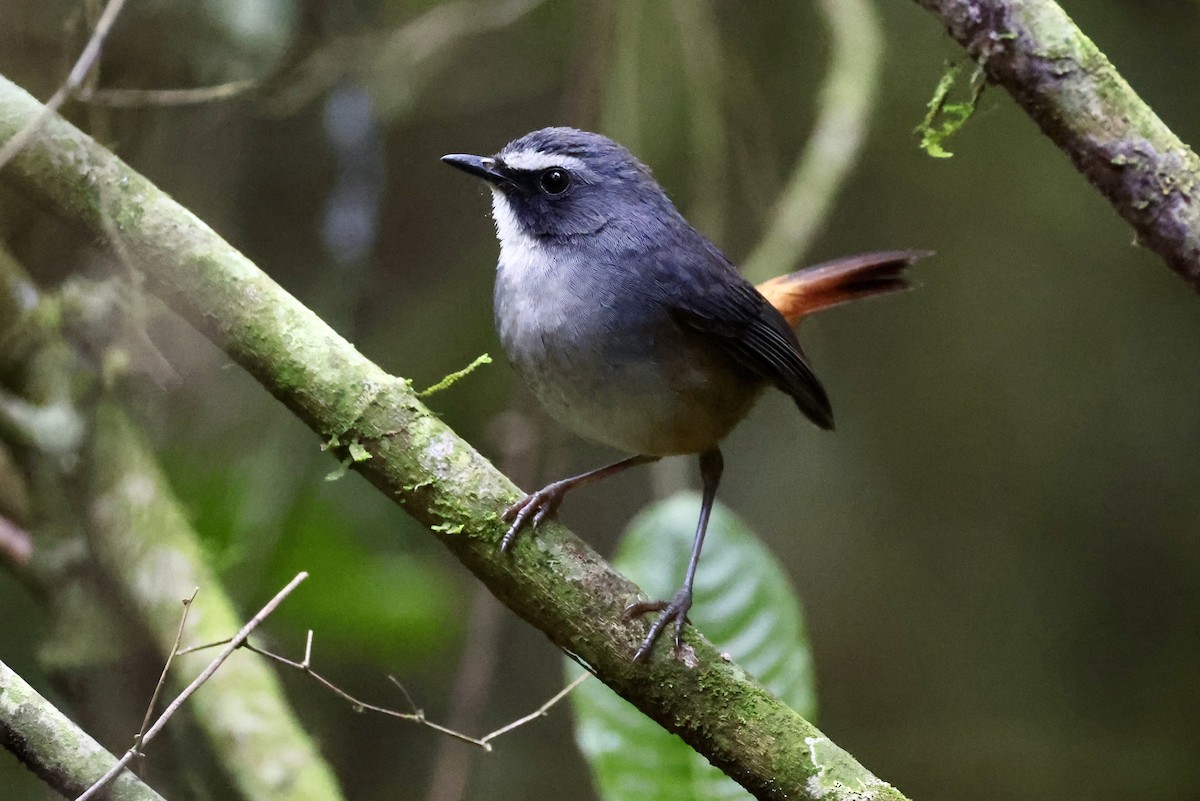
xmin=0 ymin=73 xmax=908 ymax=801
xmin=915 ymin=0 xmax=1200 ymax=288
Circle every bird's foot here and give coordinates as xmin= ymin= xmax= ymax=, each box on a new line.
xmin=500 ymin=481 xmax=569 ymax=552
xmin=624 ymin=587 xmax=693 ymax=662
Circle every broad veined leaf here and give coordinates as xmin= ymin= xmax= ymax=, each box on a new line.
xmin=568 ymin=491 xmax=816 ymax=801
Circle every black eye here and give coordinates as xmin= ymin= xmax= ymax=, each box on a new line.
xmin=538 ymin=168 xmax=571 ymax=195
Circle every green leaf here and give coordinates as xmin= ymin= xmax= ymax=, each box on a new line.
xmin=568 ymin=491 xmax=815 ymax=801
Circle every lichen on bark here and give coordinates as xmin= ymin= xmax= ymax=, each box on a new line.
xmin=0 ymin=72 xmax=911 ymax=801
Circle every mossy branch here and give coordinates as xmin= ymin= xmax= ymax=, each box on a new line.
xmin=914 ymin=0 xmax=1200 ymax=288
xmin=87 ymin=404 xmax=348 ymax=801
xmin=0 ymin=658 xmax=166 ymax=801
xmin=0 ymin=244 xmax=347 ymax=800
xmin=0 ymin=73 xmax=909 ymax=801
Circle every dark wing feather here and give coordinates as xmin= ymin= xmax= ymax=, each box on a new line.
xmin=652 ymin=237 xmax=835 ymax=431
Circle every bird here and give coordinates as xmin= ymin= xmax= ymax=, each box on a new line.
xmin=442 ymin=127 xmax=929 ymax=662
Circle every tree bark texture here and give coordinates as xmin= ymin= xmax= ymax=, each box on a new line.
xmin=0 ymin=74 xmax=907 ymax=801
xmin=914 ymin=0 xmax=1200 ymax=287
xmin=0 ymin=658 xmax=167 ymax=801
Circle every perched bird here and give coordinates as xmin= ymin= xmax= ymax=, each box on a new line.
xmin=443 ymin=127 xmax=928 ymax=661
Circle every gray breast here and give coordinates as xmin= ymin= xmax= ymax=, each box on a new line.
xmin=493 ymin=242 xmax=759 ymax=456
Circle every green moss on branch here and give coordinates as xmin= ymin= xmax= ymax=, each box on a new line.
xmin=914 ymin=0 xmax=1200 ymax=287
xmin=0 ymin=658 xmax=167 ymax=801
xmin=0 ymin=73 xmax=909 ymax=801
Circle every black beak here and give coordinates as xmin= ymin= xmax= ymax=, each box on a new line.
xmin=441 ymin=153 xmax=509 ymax=186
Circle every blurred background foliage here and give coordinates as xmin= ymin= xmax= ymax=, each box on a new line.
xmin=2 ymin=0 xmax=1200 ymax=799
xmin=570 ymin=494 xmax=818 ymax=801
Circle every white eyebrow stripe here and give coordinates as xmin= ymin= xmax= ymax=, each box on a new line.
xmin=501 ymin=150 xmax=586 ymax=172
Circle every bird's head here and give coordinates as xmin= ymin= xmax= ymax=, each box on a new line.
xmin=442 ymin=127 xmax=682 ymax=246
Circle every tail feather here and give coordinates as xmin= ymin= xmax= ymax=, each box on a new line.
xmin=756 ymin=250 xmax=933 ymax=326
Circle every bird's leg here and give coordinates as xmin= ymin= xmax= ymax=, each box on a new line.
xmin=501 ymin=454 xmax=659 ymax=552
xmin=624 ymin=447 xmax=723 ymax=662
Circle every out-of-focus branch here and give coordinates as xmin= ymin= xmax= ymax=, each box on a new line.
xmin=0 ymin=659 xmax=166 ymax=801
xmin=0 ymin=514 xmax=32 ymax=568
xmin=265 ymin=0 xmax=546 ymax=116
xmin=0 ymin=389 xmax=85 ymax=457
xmin=671 ymin=0 xmax=727 ymax=242
xmin=0 ymin=240 xmax=347 ymax=801
xmin=73 ymin=79 xmax=256 ymax=108
xmin=914 ymin=0 xmax=1200 ymax=288
xmin=742 ymin=0 xmax=883 ymax=282
xmin=86 ymin=405 xmax=347 ymax=801
xmin=77 ymin=573 xmax=309 ymax=801
xmin=0 ymin=74 xmax=909 ymax=801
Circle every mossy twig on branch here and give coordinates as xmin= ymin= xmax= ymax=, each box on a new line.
xmin=914 ymin=61 xmax=985 ymax=159
xmin=0 ymin=73 xmax=909 ymax=801
xmin=914 ymin=0 xmax=1200 ymax=287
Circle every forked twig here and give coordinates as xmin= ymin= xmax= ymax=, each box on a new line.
xmin=477 ymin=672 xmax=588 ymax=747
xmin=75 ymin=572 xmax=308 ymax=801
xmin=180 ymin=627 xmax=589 ymax=751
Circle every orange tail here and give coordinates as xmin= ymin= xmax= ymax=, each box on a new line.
xmin=756 ymin=250 xmax=933 ymax=326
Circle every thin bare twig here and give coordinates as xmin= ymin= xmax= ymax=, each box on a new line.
xmin=241 ymin=630 xmax=587 ymax=751
xmin=478 ymin=673 xmax=589 ymax=746
xmin=75 ymin=571 xmax=308 ymax=801
xmin=176 ymin=623 xmax=588 ymax=753
xmin=241 ymin=630 xmax=495 ymax=741
xmin=174 ymin=637 xmax=232 ymax=656
xmin=0 ymin=0 xmax=128 ymax=171
xmin=134 ymin=588 xmax=199 ymax=748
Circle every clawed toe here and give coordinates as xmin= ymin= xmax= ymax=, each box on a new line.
xmin=626 ymin=590 xmax=693 ymax=662
xmin=500 ymin=486 xmax=565 ymax=552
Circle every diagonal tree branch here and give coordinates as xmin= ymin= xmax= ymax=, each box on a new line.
xmin=0 ymin=73 xmax=908 ymax=801
xmin=0 ymin=241 xmax=347 ymax=801
xmin=914 ymin=0 xmax=1200 ymax=289
xmin=0 ymin=658 xmax=166 ymax=801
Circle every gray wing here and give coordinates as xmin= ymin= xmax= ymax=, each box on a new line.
xmin=650 ymin=235 xmax=835 ymax=431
